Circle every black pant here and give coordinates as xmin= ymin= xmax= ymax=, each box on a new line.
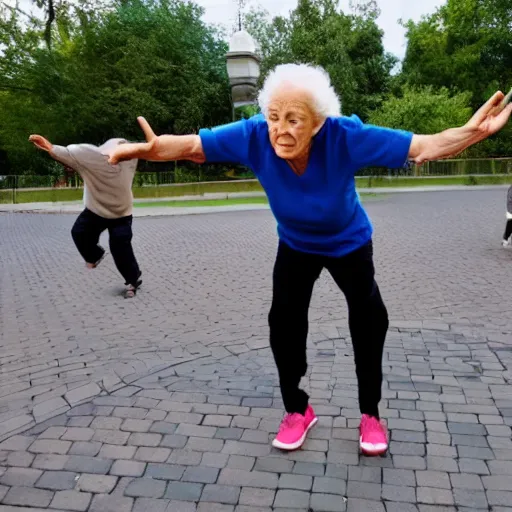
xmin=268 ymin=240 xmax=388 ymax=418
xmin=71 ymin=208 xmax=141 ymax=286
xmin=504 ymin=219 xmax=512 ymax=241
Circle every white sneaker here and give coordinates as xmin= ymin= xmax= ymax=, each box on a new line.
xmin=502 ymin=239 xmax=511 ymax=248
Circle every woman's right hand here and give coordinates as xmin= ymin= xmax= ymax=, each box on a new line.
xmin=28 ymin=134 xmax=53 ymax=152
xmin=108 ymin=117 xmax=162 ymax=164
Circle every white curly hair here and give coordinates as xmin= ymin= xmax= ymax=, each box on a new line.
xmin=257 ymin=63 xmax=342 ymax=119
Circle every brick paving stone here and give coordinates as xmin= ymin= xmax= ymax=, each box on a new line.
xmin=278 ymin=474 xmax=312 ymax=491
xmin=227 ymin=456 xmax=255 ymax=471
xmin=310 ymin=493 xmax=347 ymax=512
xmin=29 ymin=440 xmax=71 ymax=455
xmin=150 ymin=422 xmax=178 ymax=435
xmin=50 ymin=490 xmax=92 ymax=511
xmin=182 ymin=466 xmax=219 ymax=484
xmin=346 ymin=498 xmax=384 ymax=512
xmin=218 ymin=468 xmax=278 ymax=488
xmin=32 ymin=454 xmax=69 ymax=470
xmin=134 ymin=447 xmax=171 ymax=463
xmin=1 ymin=467 xmax=42 ymax=486
xmin=3 ymin=486 xmax=54 ymax=507
xmin=201 ymin=452 xmax=229 ymax=468
xmin=145 ymin=463 xmax=185 ymax=480
xmin=385 ymin=504 xmax=418 ymax=512
xmin=92 ymin=429 xmax=130 ymax=445
xmin=111 ymin=459 xmax=147 ymax=477
xmin=64 ymin=455 xmax=112 ymax=474
xmin=452 ymin=489 xmax=488 ymax=508
xmin=76 ymin=473 xmax=118 ymax=493
xmin=6 ymin=451 xmax=34 ymax=467
xmin=36 ymin=470 xmax=78 ymax=490
xmin=89 ymin=494 xmax=134 ymax=512
xmin=382 ymin=484 xmax=416 ymax=503
xmin=238 ymin=488 xmax=275 ymax=507
xmin=124 ymin=477 xmax=167 ymax=498
xmin=0 ymin=436 xmax=35 ymax=451
xmin=416 ymin=471 xmax=451 ymax=489
xmin=383 ymin=469 xmax=416 ymax=487
xmin=160 ymin=434 xmax=188 ymax=449
xmin=346 ymin=481 xmax=381 ymax=500
xmin=197 ymin=504 xmax=234 ymax=512
xmin=69 ymin=441 xmax=102 ymax=456
xmin=122 ymin=419 xmax=153 ymax=432
xmin=186 ymin=437 xmax=224 ymax=453
xmin=167 ymin=450 xmax=202 ymax=466
xmin=132 ymin=498 xmax=171 ymax=512
xmin=164 ymin=482 xmax=204 ymax=501
xmin=313 ymin=476 xmax=346 ymax=495
xmin=292 ymin=461 xmax=325 ymax=476
xmin=201 ymin=484 xmax=240 ymax=504
xmin=273 ymin=489 xmax=310 ymax=508
xmin=416 ymin=487 xmax=454 ymax=505
xmin=61 ymin=428 xmax=94 ymax=442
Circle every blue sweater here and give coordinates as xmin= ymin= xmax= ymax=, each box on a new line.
xmin=199 ymin=114 xmax=412 ymax=257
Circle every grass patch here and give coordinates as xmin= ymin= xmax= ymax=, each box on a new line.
xmin=2 ymin=174 xmax=511 ymax=204
xmin=134 ymin=196 xmax=269 ymax=208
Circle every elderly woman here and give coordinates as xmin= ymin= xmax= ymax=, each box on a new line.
xmin=109 ymin=64 xmax=511 ymax=455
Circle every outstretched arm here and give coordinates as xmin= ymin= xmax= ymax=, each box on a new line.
xmin=108 ymin=117 xmax=205 ymax=164
xmin=29 ymin=134 xmax=79 ymax=169
xmin=409 ymin=91 xmax=512 ymax=164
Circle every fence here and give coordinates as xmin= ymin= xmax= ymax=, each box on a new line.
xmin=1 ymin=158 xmax=511 ymax=204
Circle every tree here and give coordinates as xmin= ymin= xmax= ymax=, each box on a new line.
xmin=245 ymin=0 xmax=396 ymax=120
xmin=0 ymin=0 xmax=233 ymax=174
xmin=369 ymin=86 xmax=472 ymax=134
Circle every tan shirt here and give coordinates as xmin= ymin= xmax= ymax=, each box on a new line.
xmin=51 ymin=139 xmax=137 ymax=219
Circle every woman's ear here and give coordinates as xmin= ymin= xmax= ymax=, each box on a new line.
xmin=312 ymin=117 xmax=326 ymax=136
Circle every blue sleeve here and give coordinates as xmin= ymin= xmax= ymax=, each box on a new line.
xmin=342 ymin=115 xmax=413 ymax=169
xmin=199 ymin=116 xmax=259 ymax=167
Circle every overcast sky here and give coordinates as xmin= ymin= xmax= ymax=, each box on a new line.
xmin=11 ymin=0 xmax=446 ymax=59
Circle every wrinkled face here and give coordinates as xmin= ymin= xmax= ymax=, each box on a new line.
xmin=266 ymin=85 xmax=324 ymax=161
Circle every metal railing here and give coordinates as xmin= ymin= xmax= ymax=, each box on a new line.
xmin=1 ymin=158 xmax=511 ymax=204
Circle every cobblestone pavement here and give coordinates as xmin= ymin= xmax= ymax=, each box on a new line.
xmin=0 ymin=189 xmax=512 ymax=511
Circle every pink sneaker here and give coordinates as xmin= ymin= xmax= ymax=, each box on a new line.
xmin=359 ymin=414 xmax=388 ymax=456
xmin=272 ymin=405 xmax=318 ymax=451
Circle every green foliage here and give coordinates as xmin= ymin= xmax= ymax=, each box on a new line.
xmin=245 ymin=0 xmax=396 ymax=119
xmin=400 ymin=0 xmax=512 ymax=155
xmin=0 ymin=0 xmax=232 ymax=175
xmin=369 ymin=86 xmax=472 ymax=134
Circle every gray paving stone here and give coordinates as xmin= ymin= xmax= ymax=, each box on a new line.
xmin=197 ymin=504 xmax=234 ymax=512
xmin=125 ymin=477 xmax=167 ymax=498
xmin=150 ymin=422 xmax=178 ymax=435
xmin=452 ymin=489 xmax=488 ymax=508
xmin=0 ymin=436 xmax=35 ymax=451
xmin=69 ymin=441 xmax=102 ymax=456
xmin=238 ymin=488 xmax=275 ymax=507
xmin=182 ymin=466 xmax=220 ymax=484
xmin=92 ymin=429 xmax=130 ymax=445
xmin=122 ymin=419 xmax=154 ymax=432
xmin=160 ymin=434 xmax=188 ymax=449
xmin=1 ymin=467 xmax=42 ymax=486
xmin=416 ymin=487 xmax=454 ymax=505
xmin=293 ymin=461 xmax=325 ymax=476
xmin=50 ymin=490 xmax=92 ymax=511
xmin=186 ymin=437 xmax=224 ymax=453
xmin=348 ymin=466 xmax=382 ymax=483
xmin=64 ymin=455 xmax=112 ymax=474
xmin=385 ymin=504 xmax=418 ymax=512
xmin=36 ymin=470 xmax=78 ymax=490
xmin=346 ymin=498 xmax=384 ymax=512
xmin=175 ymin=424 xmax=216 ymax=438
xmin=89 ymin=494 xmax=134 ymax=512
xmin=6 ymin=450 xmax=34 ymax=467
xmin=32 ymin=454 xmax=69 ymax=470
xmin=458 ymin=458 xmax=489 ymax=475
xmin=278 ymin=473 xmax=312 ymax=491
xmin=310 ymin=493 xmax=347 ymax=512
xmin=382 ymin=484 xmax=416 ymax=503
xmin=164 ymin=482 xmax=204 ymax=501
xmin=29 ymin=440 xmax=71 ymax=455
xmin=215 ymin=429 xmax=244 ymax=441
xmin=134 ymin=447 xmax=171 ymax=463
xmin=383 ymin=469 xmax=416 ymax=487
xmin=227 ymin=455 xmax=255 ymax=471
xmin=111 ymin=459 xmax=147 ymax=477
xmin=201 ymin=484 xmax=240 ymax=504
xmin=132 ymin=498 xmax=171 ymax=512
xmin=273 ymin=489 xmax=310 ymax=508
xmin=167 ymin=450 xmax=202 ymax=466
xmin=346 ymin=481 xmax=381 ymax=500
xmin=218 ymin=468 xmax=278 ymax=488
xmin=313 ymin=476 xmax=346 ymax=495
xmin=201 ymin=452 xmax=229 ymax=468
xmin=76 ymin=473 xmax=118 ymax=493
xmin=3 ymin=486 xmax=54 ymax=507
xmin=145 ymin=463 xmax=185 ymax=480
xmin=416 ymin=471 xmax=451 ymax=489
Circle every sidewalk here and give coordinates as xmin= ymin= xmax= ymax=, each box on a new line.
xmin=0 ymin=184 xmax=509 ymax=217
